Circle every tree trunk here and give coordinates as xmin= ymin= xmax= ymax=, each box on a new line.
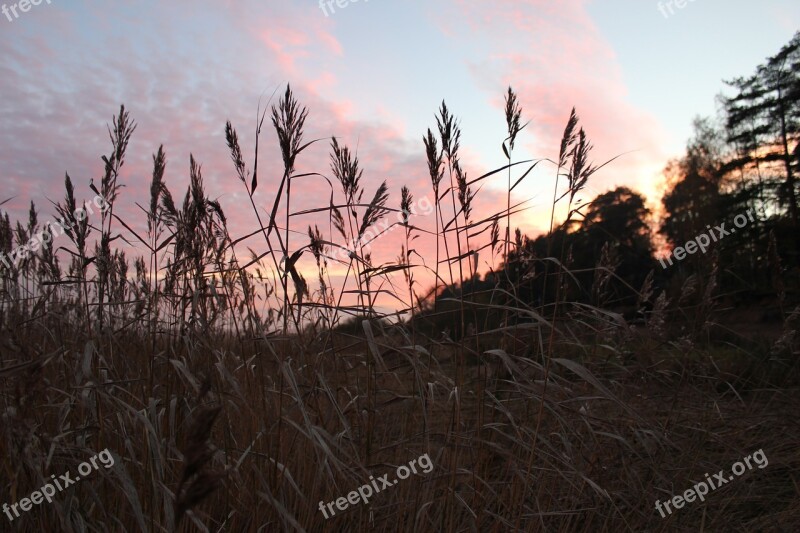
xmin=777 ymin=86 xmax=800 ymax=257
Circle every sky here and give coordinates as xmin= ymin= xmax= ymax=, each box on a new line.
xmin=1 ymin=0 xmax=798 ymax=313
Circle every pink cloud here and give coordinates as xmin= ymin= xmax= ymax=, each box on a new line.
xmin=0 ymin=0 xmax=676 ymax=316
xmin=436 ymin=0 xmax=671 ymax=221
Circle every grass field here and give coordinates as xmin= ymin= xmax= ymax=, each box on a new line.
xmin=1 ymin=86 xmax=798 ymax=532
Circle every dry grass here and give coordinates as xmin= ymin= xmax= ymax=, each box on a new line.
xmin=0 ymin=88 xmax=798 ymax=532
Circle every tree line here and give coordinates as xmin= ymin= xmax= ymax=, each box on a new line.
xmin=418 ymin=31 xmax=800 ymax=335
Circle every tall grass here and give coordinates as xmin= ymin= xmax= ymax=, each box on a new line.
xmin=0 ymin=88 xmax=798 ymax=532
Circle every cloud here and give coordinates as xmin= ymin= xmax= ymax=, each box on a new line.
xmin=0 ymin=0 xmax=674 ymax=315
xmin=436 ymin=0 xmax=671 ymax=221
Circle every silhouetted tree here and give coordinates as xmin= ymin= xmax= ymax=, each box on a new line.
xmin=575 ymin=186 xmax=655 ymax=295
xmin=660 ymin=118 xmax=725 ymax=252
xmin=495 ymin=186 xmax=655 ymax=310
xmin=721 ymin=31 xmax=800 ymax=256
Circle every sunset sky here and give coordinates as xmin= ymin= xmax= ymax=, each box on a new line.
xmin=1 ymin=0 xmax=798 ymax=312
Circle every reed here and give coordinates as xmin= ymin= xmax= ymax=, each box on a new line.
xmin=0 ymin=86 xmax=796 ymax=532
